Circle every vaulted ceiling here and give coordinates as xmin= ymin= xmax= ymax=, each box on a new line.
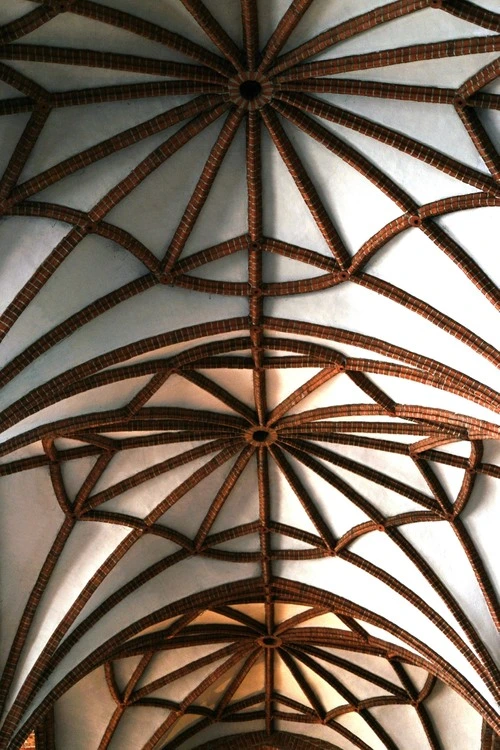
xmin=0 ymin=1 xmax=499 ymax=749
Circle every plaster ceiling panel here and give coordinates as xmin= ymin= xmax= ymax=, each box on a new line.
xmin=1 ymin=60 xmax=171 ymax=91
xmin=435 ymin=207 xmax=500 ymax=288
xmin=312 ymin=94 xmax=487 ymax=170
xmin=266 ymin=283 xmax=500 ymax=391
xmin=368 ymin=702 xmax=429 ymax=750
xmin=17 ymin=96 xmax=192 ymax=181
xmin=400 ymin=519 xmax=500 ymax=659
xmin=424 ymin=680 xmax=484 ymax=750
xmin=90 ymin=0 xmax=225 ymax=57
xmin=105 ymin=705 xmax=169 ymax=750
xmin=0 ymin=467 xmax=63 ymax=672
xmin=278 ymin=116 xmax=404 ymax=254
xmin=0 ymin=217 xmax=68 ymax=316
xmin=1 ymin=233 xmax=148 ymax=361
xmin=334 ymin=712 xmax=389 ymax=750
xmin=53 ymin=667 xmax=116 ymax=750
xmin=0 ymin=114 xmax=31 ymax=176
xmin=21 ymin=13 xmax=193 ymax=63
xmin=0 ymin=2 xmax=37 ymax=25
xmin=104 ymin=115 xmax=230 ymax=257
xmin=295 ymin=113 xmax=485 ymax=203
xmin=363 ymin=230 xmax=500 ymax=353
xmin=311 ymin=9 xmax=495 ymax=63
xmin=1 ymin=1 xmax=499 ymax=748
xmin=261 ymin=126 xmax=332 ymax=256
xmin=323 ymin=51 xmax=500 ymax=87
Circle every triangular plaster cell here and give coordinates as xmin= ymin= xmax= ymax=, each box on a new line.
xmin=261 ymin=125 xmax=333 ymax=257
xmin=312 ymin=7 xmax=496 ymax=63
xmin=436 ymin=207 xmax=500 ymax=289
xmin=369 ymin=703 xmax=428 ymax=750
xmin=310 ymin=654 xmax=394 ymax=701
xmin=286 ymin=372 xmax=377 ymax=417
xmin=196 ymin=367 xmax=256 ymax=411
xmin=0 ymin=217 xmax=68 ymax=315
xmin=141 ymin=654 xmax=232 ymax=703
xmin=292 ymin=656 xmax=363 ymax=711
xmin=263 ymin=248 xmax=328 ymax=283
xmin=90 ymin=439 xmax=211 ymax=495
xmin=274 ymin=602 xmax=311 ymax=625
xmin=399 ymin=520 xmax=499 ymax=659
xmin=157 ymin=451 xmax=250 ymax=537
xmin=264 ymin=367 xmax=323 ymax=412
xmin=274 ymin=652 xmax=319 ymax=709
xmin=267 ymin=451 xmax=323 ymax=537
xmin=60 ymin=455 xmax=101 ymax=503
xmin=1 ymin=230 xmax=147 ymax=365
xmin=205 ymin=455 xmax=260 ymax=535
xmin=303 ymin=114 xmax=483 ymax=205
xmin=317 ymin=457 xmax=434 ymax=519
xmin=277 ymin=450 xmax=371 ymax=539
xmin=425 ymin=460 xmax=467 ymax=503
xmin=279 ymin=0 xmax=390 ymax=56
xmin=28 ymin=110 xmax=199 ymax=215
xmin=22 ymin=11 xmax=193 ymax=63
xmin=207 ymin=533 xmax=261 ymax=554
xmin=325 ymin=647 xmax=401 ymax=685
xmin=5 ymin=58 xmax=173 ymax=92
xmin=184 ymin=247 xmax=248 ymax=282
xmin=0 ymin=467 xmax=63 ymax=672
xmin=203 ymin=0 xmax=244 ymax=48
xmin=363 ymin=225 xmax=500 ymax=354
xmin=112 ymin=655 xmax=144 ymax=695
xmin=312 ymin=439 xmax=432 ymax=508
xmin=279 ymin=115 xmax=403 ymax=254
xmin=399 ymin=663 xmax=429 ymax=692
xmin=0 ymin=112 xmax=30 ymax=177
xmin=227 ymin=653 xmax=266 ymax=703
xmin=476 ymin=108 xmax=500 ymax=152
xmin=103 ymin=116 xmax=227 ymax=256
xmin=97 ymin=446 xmax=228 ymax=520
xmin=291 ymin=611 xmax=351 ymax=631
xmin=180 ymin=123 xmax=248 ymax=259
xmin=335 ymin=708 xmax=397 ymax=750
xmin=330 ymin=49 xmax=500 ymax=87
xmin=19 ymin=94 xmax=196 ymax=182
xmin=229 ymin=603 xmax=266 ymax=624
xmin=147 ymin=371 xmax=246 ymax=415
xmin=271 ymin=532 xmax=319 ymax=553
xmin=313 ymin=93 xmax=486 ymax=171
xmin=0 ymin=79 xmax=24 ymax=98
xmin=0 ymin=440 xmax=44 ymax=465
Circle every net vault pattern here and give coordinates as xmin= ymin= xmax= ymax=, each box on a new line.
xmin=0 ymin=1 xmax=499 ymax=748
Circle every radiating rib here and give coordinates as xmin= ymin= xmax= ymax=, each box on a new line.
xmin=180 ymin=0 xmax=244 ymax=72
xmin=162 ymin=106 xmax=245 ymax=273
xmin=261 ymin=106 xmax=350 ymax=268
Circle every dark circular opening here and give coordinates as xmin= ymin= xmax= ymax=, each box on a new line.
xmin=252 ymin=429 xmax=269 ymax=442
xmin=240 ymin=80 xmax=262 ymax=101
xmin=261 ymin=636 xmax=279 ymax=647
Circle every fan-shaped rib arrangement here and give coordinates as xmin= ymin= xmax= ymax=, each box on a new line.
xmin=0 ymin=1 xmax=499 ymax=748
